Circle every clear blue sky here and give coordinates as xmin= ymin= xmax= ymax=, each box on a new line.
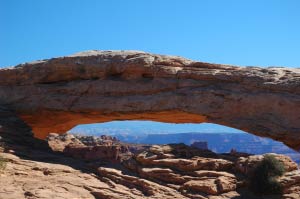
xmin=1 ymin=1 xmax=299 ymax=135
xmin=1 ymin=0 xmax=300 ymax=68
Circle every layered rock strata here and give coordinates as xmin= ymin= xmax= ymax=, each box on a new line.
xmin=1 ymin=143 xmax=299 ymax=199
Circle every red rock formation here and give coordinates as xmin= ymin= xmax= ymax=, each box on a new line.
xmin=1 ymin=138 xmax=300 ymax=199
xmin=0 ymin=50 xmax=299 ymax=150
xmin=47 ymin=133 xmax=130 ymax=161
xmin=120 ymin=144 xmax=300 ymax=198
xmin=63 ymin=145 xmax=123 ymax=161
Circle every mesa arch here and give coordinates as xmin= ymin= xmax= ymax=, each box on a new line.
xmin=0 ymin=50 xmax=299 ymax=150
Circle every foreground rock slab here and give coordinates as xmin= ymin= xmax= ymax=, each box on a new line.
xmin=0 ymin=152 xmax=108 ymax=199
xmin=0 ymin=143 xmax=299 ymax=199
xmin=0 ymin=151 xmax=188 ymax=199
xmin=0 ymin=50 xmax=299 ymax=149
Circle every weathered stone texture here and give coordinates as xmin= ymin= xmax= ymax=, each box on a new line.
xmin=0 ymin=50 xmax=299 ymax=149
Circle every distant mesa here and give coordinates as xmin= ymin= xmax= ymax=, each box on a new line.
xmin=191 ymin=141 xmax=208 ymax=150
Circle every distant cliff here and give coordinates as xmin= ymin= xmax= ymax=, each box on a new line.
xmin=112 ymin=132 xmax=300 ymax=163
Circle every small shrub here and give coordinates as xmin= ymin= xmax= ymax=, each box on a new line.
xmin=0 ymin=156 xmax=7 ymax=170
xmin=250 ymin=154 xmax=285 ymax=195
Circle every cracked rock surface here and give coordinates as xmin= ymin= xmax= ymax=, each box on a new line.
xmin=0 ymin=144 xmax=299 ymax=199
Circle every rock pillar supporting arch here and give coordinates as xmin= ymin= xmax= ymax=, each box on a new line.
xmin=0 ymin=51 xmax=299 ymax=150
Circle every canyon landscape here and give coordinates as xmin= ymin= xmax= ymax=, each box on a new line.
xmin=0 ymin=51 xmax=299 ymax=199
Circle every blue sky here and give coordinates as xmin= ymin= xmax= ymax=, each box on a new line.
xmin=1 ymin=1 xmax=299 ymax=134
xmin=1 ymin=0 xmax=300 ymax=68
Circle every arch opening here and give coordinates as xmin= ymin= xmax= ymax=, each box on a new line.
xmin=64 ymin=121 xmax=300 ymax=164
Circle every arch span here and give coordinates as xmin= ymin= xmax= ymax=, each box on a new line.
xmin=0 ymin=51 xmax=299 ymax=150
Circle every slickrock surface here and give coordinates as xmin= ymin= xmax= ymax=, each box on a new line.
xmin=0 ymin=143 xmax=299 ymax=199
xmin=0 ymin=150 xmax=189 ymax=199
xmin=279 ymin=170 xmax=300 ymax=199
xmin=122 ymin=144 xmax=300 ymax=199
xmin=0 ymin=50 xmax=299 ymax=149
xmin=0 ymin=152 xmax=106 ymax=199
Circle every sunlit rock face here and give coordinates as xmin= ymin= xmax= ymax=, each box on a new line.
xmin=0 ymin=50 xmax=299 ymax=150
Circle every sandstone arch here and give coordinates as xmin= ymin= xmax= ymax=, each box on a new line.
xmin=0 ymin=51 xmax=299 ymax=150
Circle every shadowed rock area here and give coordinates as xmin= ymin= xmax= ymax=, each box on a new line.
xmin=0 ymin=50 xmax=299 ymax=149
